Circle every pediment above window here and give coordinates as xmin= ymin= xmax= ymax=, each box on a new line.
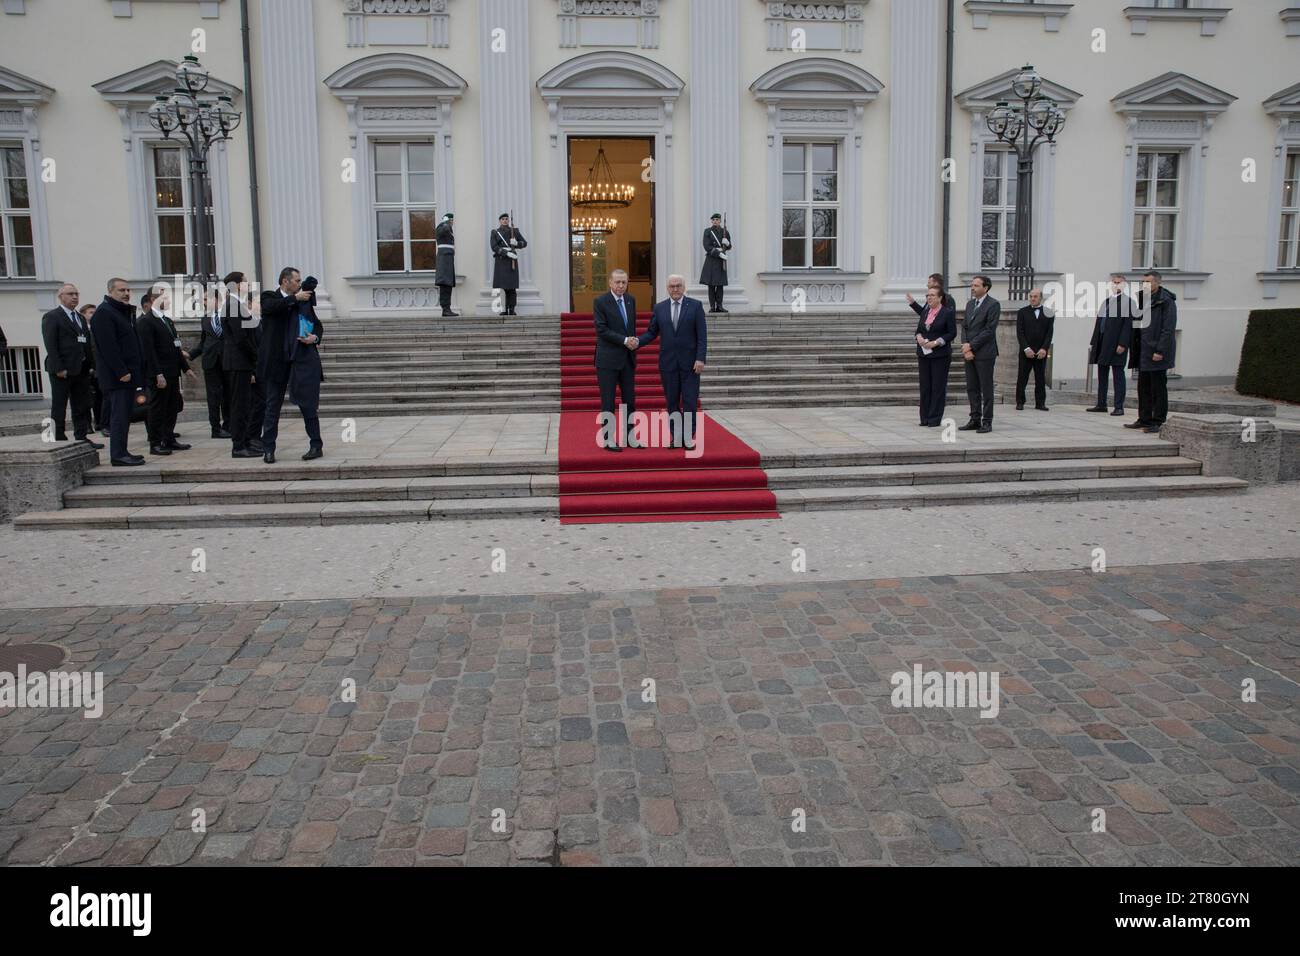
xmin=750 ymin=58 xmax=884 ymax=107
xmin=0 ymin=65 xmax=54 ymax=110
xmin=324 ymin=53 xmax=468 ymax=103
xmin=93 ymin=59 xmax=241 ymax=107
xmin=1111 ymin=71 xmax=1235 ymax=118
xmin=537 ymin=51 xmax=684 ymax=99
xmin=956 ymin=68 xmax=1081 ymax=113
xmin=1264 ymin=81 xmax=1300 ymax=118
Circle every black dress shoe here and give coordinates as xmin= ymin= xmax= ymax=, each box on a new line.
xmin=1123 ymin=421 xmax=1149 ymax=430
xmin=82 ymin=439 xmax=105 ymax=450
xmin=717 ymin=307 xmax=729 ymax=314
xmin=111 ymin=456 xmax=145 ymax=467
xmin=166 ymin=440 xmax=192 ymax=451
xmin=232 ymin=448 xmax=259 ymax=459
xmin=1036 ymin=406 xmax=1050 ymax=412
xmin=149 ymin=444 xmax=173 ymax=456
xmin=99 ymin=428 xmax=111 ymax=438
xmin=1144 ymin=425 xmax=1163 ymax=434
xmin=263 ymin=451 xmax=276 ymax=464
xmin=1015 ymin=403 xmax=1025 ymax=411
xmin=212 ymin=428 xmax=232 ymax=439
xmin=958 ymin=422 xmax=980 ymax=432
xmin=247 ymin=440 xmax=265 ymax=454
xmin=442 ymin=310 xmax=460 ymax=317
xmin=1085 ymin=406 xmax=1107 ymax=413
xmin=1110 ymin=408 xmax=1125 ymax=416
xmin=302 ymin=446 xmax=323 ymax=461
xmin=977 ymin=424 xmax=993 ymax=434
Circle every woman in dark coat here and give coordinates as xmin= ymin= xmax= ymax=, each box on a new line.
xmin=907 ymin=287 xmax=958 ymax=427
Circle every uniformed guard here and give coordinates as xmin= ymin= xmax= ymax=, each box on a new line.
xmin=700 ymin=213 xmax=732 ymax=314
xmin=490 ymin=213 xmax=529 ymax=316
xmin=435 ymin=212 xmax=458 ymax=317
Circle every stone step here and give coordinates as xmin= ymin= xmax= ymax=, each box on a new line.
xmin=78 ymin=441 xmax=1182 ymax=486
xmin=321 ymin=358 xmax=936 ymax=374
xmin=18 ymin=473 xmax=1247 ymax=530
xmin=61 ymin=457 xmax=1207 ymax=510
xmin=319 ymin=380 xmax=966 ymax=401
xmin=316 ymin=393 xmax=982 ymax=415
xmin=320 ymin=374 xmax=944 ymax=393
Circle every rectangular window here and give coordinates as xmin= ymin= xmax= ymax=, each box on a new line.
xmin=149 ymin=145 xmax=214 ymax=277
xmin=0 ymin=346 xmax=43 ymax=396
xmin=0 ymin=144 xmax=36 ymax=279
xmin=373 ymin=141 xmax=437 ymax=273
xmin=1132 ymin=150 xmax=1180 ymax=270
xmin=782 ymin=141 xmax=839 ymax=269
xmin=979 ymin=148 xmax=1018 ymax=270
xmin=1279 ymin=151 xmax=1300 ymax=270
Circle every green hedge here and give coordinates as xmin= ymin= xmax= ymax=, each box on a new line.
xmin=1236 ymin=309 xmax=1300 ymax=404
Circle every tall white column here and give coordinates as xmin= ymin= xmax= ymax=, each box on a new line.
xmin=476 ymin=0 xmax=542 ymax=314
xmin=689 ymin=0 xmax=747 ymax=307
xmin=259 ymin=0 xmax=331 ymax=314
xmin=880 ymin=0 xmax=944 ymax=307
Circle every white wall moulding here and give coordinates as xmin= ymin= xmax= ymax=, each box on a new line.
xmin=1261 ymin=81 xmax=1300 ymax=295
xmin=343 ymin=0 xmax=452 ymax=50
xmin=537 ymin=51 xmax=683 ymax=309
xmin=1123 ymin=5 xmax=1230 ymax=37
xmin=1112 ymin=72 xmax=1236 ymax=296
xmin=760 ymin=0 xmax=869 ymax=53
xmin=343 ymin=273 xmax=466 ymax=317
xmin=957 ymin=69 xmax=1082 ymax=279
xmin=92 ymin=60 xmax=240 ymax=282
xmin=756 ymin=271 xmax=873 ymax=313
xmin=0 ymin=66 xmax=54 ymax=282
xmin=750 ymin=57 xmax=883 ymax=309
xmin=476 ymin=0 xmax=541 ymax=314
xmin=108 ymin=0 xmax=224 ymax=17
xmin=556 ymin=0 xmax=662 ymax=50
xmin=324 ymin=53 xmax=468 ymax=305
xmin=260 ymin=0 xmax=332 ymax=313
xmin=1283 ymin=8 xmax=1300 ymax=37
xmin=964 ymin=1 xmax=1073 ymax=32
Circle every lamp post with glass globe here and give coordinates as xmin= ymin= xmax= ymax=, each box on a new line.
xmin=147 ymin=55 xmax=242 ymax=286
xmin=986 ymin=64 xmax=1065 ymax=301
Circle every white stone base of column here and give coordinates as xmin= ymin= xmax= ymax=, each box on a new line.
xmin=311 ymin=288 xmax=336 ymax=319
xmin=473 ymin=286 xmax=546 ymax=315
xmin=877 ymin=280 xmax=931 ymax=309
xmin=687 ymin=285 xmax=750 ymax=310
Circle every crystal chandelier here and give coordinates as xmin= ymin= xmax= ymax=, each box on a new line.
xmin=571 ymin=216 xmax=618 ymax=237
xmin=570 ymin=142 xmax=635 ymax=210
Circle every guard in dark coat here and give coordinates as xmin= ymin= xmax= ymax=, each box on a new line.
xmin=258 ymin=268 xmax=325 ymax=464
xmin=699 ymin=214 xmax=731 ymax=313
xmin=1131 ymin=272 xmax=1177 ymax=434
xmin=435 ymin=213 xmax=458 ymax=317
xmin=1088 ymin=274 xmax=1137 ymax=416
xmin=136 ymin=291 xmax=192 ymax=456
xmin=40 ymin=283 xmax=99 ymax=446
xmin=90 ymin=278 xmax=146 ymax=466
xmin=490 ymin=213 xmax=528 ymax=316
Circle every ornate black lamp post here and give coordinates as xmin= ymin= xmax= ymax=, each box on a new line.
xmin=147 ymin=55 xmax=242 ymax=285
xmin=986 ymin=65 xmax=1065 ymax=301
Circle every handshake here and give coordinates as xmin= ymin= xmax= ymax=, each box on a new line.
xmin=623 ymin=337 xmax=640 ymax=350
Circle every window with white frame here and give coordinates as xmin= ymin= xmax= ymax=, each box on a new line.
xmin=0 ymin=345 xmax=43 ymax=396
xmin=148 ymin=144 xmax=214 ymax=277
xmin=0 ymin=143 xmax=35 ymax=278
xmin=980 ymin=147 xmax=1018 ymax=270
xmin=373 ymin=141 xmax=437 ymax=273
xmin=1132 ymin=150 xmax=1181 ymax=270
xmin=1278 ymin=151 xmax=1299 ymax=270
xmin=782 ymin=141 xmax=839 ymax=269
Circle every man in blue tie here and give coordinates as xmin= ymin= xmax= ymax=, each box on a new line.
xmin=187 ymin=287 xmax=231 ymax=439
xmin=592 ymin=270 xmax=641 ymax=452
xmin=638 ymin=275 xmax=708 ymax=449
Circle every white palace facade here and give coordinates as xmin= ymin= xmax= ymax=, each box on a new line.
xmin=1 ymin=0 xmax=1299 ymax=393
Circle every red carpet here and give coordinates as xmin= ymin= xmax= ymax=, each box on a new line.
xmin=557 ymin=312 xmax=779 ymax=524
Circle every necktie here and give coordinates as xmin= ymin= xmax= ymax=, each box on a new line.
xmin=618 ymin=298 xmax=628 ymax=332
xmin=213 ymin=312 xmax=223 ymax=336
xmin=672 ymin=300 xmax=680 ymax=331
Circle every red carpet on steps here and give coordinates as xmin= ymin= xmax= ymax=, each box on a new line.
xmin=557 ymin=312 xmax=779 ymax=525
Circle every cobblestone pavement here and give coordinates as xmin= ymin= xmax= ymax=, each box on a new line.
xmin=0 ymin=559 xmax=1296 ymax=866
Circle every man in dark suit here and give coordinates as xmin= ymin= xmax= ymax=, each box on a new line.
xmin=220 ymin=271 xmax=261 ymax=459
xmin=90 ymin=278 xmax=146 ymax=466
xmin=1015 ymin=288 xmax=1054 ymax=412
xmin=593 ymin=269 xmax=641 ymax=452
xmin=136 ymin=290 xmax=193 ymax=457
xmin=258 ymin=267 xmax=325 ymax=464
xmin=959 ymin=275 xmax=1000 ymax=433
xmin=637 ymin=275 xmax=708 ymax=449
xmin=41 ymin=283 xmax=102 ymax=448
xmin=1131 ymin=270 xmax=1178 ymax=434
xmin=188 ymin=289 xmax=230 ymax=439
xmin=1088 ymin=274 xmax=1137 ymax=417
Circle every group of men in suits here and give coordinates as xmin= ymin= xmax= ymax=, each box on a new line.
xmin=593 ymin=271 xmax=707 ymax=451
xmin=1087 ymin=270 xmax=1178 ymax=433
xmin=39 ymin=269 xmax=325 ymax=467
